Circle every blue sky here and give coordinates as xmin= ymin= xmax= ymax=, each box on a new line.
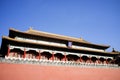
xmin=0 ymin=0 xmax=120 ymax=51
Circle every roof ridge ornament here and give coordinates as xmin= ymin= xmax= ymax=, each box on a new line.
xmin=79 ymin=37 xmax=90 ymax=43
xmin=29 ymin=27 xmax=33 ymax=30
xmin=112 ymin=48 xmax=115 ymax=52
xmin=79 ymin=37 xmax=83 ymax=40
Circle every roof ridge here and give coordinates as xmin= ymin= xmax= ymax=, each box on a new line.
xmin=27 ymin=28 xmax=89 ymax=43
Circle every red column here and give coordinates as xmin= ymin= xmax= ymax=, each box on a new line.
xmin=52 ymin=52 xmax=54 ymax=61
xmin=106 ymin=59 xmax=108 ymax=64
xmin=64 ymin=53 xmax=66 ymax=61
xmin=38 ymin=50 xmax=41 ymax=60
xmin=13 ymin=52 xmax=15 ymax=57
xmin=98 ymin=58 xmax=100 ymax=64
xmin=89 ymin=56 xmax=91 ymax=63
xmin=7 ymin=45 xmax=10 ymax=57
xmin=23 ymin=48 xmax=26 ymax=58
xmin=79 ymin=55 xmax=82 ymax=62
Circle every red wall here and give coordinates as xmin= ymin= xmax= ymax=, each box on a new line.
xmin=0 ymin=63 xmax=120 ymax=80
